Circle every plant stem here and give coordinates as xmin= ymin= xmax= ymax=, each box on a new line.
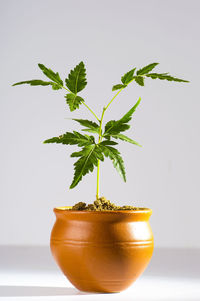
xmin=98 ymin=107 xmax=106 ymax=143
xmin=105 ymin=77 xmax=137 ymax=111
xmin=105 ymin=88 xmax=124 ymax=110
xmin=62 ymin=86 xmax=100 ymax=122
xmin=96 ymin=79 xmax=136 ymax=199
xmin=96 ymin=107 xmax=106 ymax=199
xmin=96 ymin=91 xmax=123 ymax=199
xmin=96 ymin=159 xmax=100 ymax=200
xmin=81 ymin=101 xmax=100 ymax=122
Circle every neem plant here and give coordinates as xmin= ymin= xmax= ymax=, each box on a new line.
xmin=13 ymin=62 xmax=188 ymax=209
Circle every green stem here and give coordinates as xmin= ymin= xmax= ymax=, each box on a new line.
xmin=62 ymin=86 xmax=100 ymax=122
xmin=105 ymin=88 xmax=124 ymax=110
xmin=96 ymin=79 xmax=137 ymax=199
xmin=96 ymin=107 xmax=106 ymax=199
xmin=81 ymin=101 xmax=100 ymax=122
xmin=105 ymin=77 xmax=137 ymax=111
xmin=98 ymin=107 xmax=106 ymax=143
xmin=62 ymin=86 xmax=71 ymax=93
xmin=96 ymin=160 xmax=100 ymax=200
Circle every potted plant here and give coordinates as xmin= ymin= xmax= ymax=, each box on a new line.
xmin=13 ymin=62 xmax=188 ymax=293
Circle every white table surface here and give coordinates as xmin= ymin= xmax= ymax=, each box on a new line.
xmin=0 ymin=247 xmax=199 ymax=301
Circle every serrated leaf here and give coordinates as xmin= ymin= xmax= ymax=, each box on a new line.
xmin=65 ymin=93 xmax=84 ymax=111
xmin=12 ymin=79 xmax=62 ymax=90
xmin=104 ymin=120 xmax=130 ymax=135
xmin=82 ymin=129 xmax=100 ymax=134
xmin=119 ymin=97 xmax=141 ymax=123
xmin=38 ymin=64 xmax=63 ymax=86
xmin=65 ymin=61 xmax=87 ymax=94
xmin=51 ymin=83 xmax=62 ymax=90
xmin=100 ymin=140 xmax=118 ymax=146
xmin=104 ymin=98 xmax=141 ymax=136
xmin=70 ymin=146 xmax=103 ymax=160
xmin=112 ymin=84 xmax=127 ymax=91
xmin=110 ymin=133 xmax=142 ymax=146
xmin=12 ymin=79 xmax=62 ymax=91
xmin=135 ymin=76 xmax=144 ymax=86
xmin=146 ymin=73 xmax=189 ymax=82
xmin=73 ymin=119 xmax=100 ymax=134
xmin=99 ymin=144 xmax=126 ymax=182
xmin=12 ymin=80 xmax=53 ymax=87
xmin=121 ymin=68 xmax=136 ymax=85
xmin=137 ymin=63 xmax=159 ymax=75
xmin=43 ymin=131 xmax=95 ymax=147
xmin=70 ymin=145 xmax=104 ymax=189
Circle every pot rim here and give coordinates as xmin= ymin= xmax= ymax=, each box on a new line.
xmin=54 ymin=206 xmax=152 ymax=215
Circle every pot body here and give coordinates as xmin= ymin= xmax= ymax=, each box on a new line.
xmin=50 ymin=208 xmax=154 ymax=293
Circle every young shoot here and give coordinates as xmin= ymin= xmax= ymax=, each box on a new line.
xmin=13 ymin=62 xmax=189 ymax=199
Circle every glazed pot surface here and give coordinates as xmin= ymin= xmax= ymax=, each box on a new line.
xmin=50 ymin=208 xmax=154 ymax=293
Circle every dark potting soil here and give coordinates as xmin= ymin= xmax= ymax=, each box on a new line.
xmin=70 ymin=197 xmax=140 ymax=211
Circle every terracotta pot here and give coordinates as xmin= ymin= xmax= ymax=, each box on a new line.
xmin=50 ymin=207 xmax=154 ymax=293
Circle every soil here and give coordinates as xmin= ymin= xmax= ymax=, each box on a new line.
xmin=70 ymin=197 xmax=141 ymax=211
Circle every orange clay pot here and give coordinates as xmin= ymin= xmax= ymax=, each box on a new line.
xmin=50 ymin=207 xmax=154 ymax=293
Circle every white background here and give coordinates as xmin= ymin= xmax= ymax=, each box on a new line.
xmin=0 ymin=0 xmax=199 ymax=248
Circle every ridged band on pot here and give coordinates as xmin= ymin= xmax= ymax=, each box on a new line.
xmin=50 ymin=207 xmax=154 ymax=293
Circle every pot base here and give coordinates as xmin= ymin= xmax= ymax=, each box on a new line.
xmin=67 ymin=278 xmax=137 ymax=293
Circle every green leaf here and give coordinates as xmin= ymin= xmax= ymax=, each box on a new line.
xmin=112 ymin=84 xmax=127 ymax=91
xmin=146 ymin=73 xmax=189 ymax=82
xmin=43 ymin=131 xmax=95 ymax=147
xmin=65 ymin=93 xmax=84 ymax=111
xmin=119 ymin=97 xmax=141 ymax=123
xmin=38 ymin=64 xmax=63 ymax=86
xmin=70 ymin=145 xmax=104 ymax=189
xmin=104 ymin=120 xmax=130 ymax=136
xmin=100 ymin=140 xmax=118 ymax=146
xmin=99 ymin=144 xmax=126 ymax=182
xmin=73 ymin=119 xmax=100 ymax=134
xmin=65 ymin=61 xmax=87 ymax=94
xmin=80 ymin=127 xmax=100 ymax=134
xmin=12 ymin=79 xmax=61 ymax=90
xmin=110 ymin=133 xmax=142 ymax=146
xmin=104 ymin=98 xmax=141 ymax=136
xmin=135 ymin=76 xmax=144 ymax=86
xmin=12 ymin=80 xmax=53 ymax=87
xmin=121 ymin=68 xmax=136 ymax=85
xmin=51 ymin=83 xmax=62 ymax=90
xmin=137 ymin=63 xmax=159 ymax=75
xmin=70 ymin=146 xmax=103 ymax=160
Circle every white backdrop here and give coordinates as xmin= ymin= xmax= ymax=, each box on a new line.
xmin=0 ymin=0 xmax=199 ymax=247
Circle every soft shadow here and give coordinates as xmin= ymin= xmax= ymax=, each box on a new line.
xmin=0 ymin=286 xmax=91 ymax=297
